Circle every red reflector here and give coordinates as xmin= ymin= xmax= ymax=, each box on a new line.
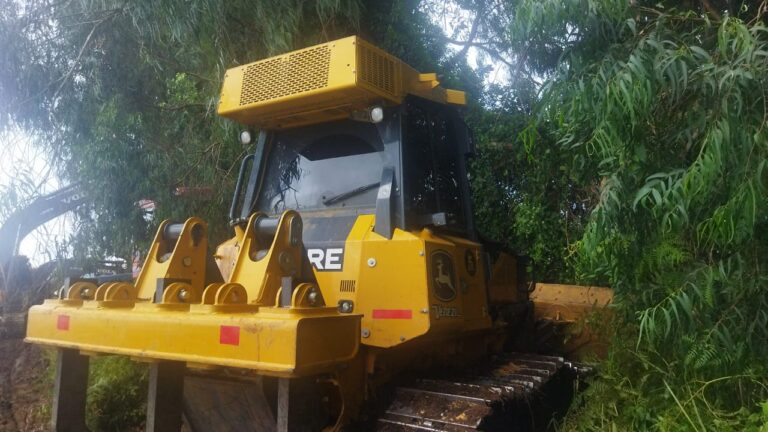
xmin=219 ymin=325 xmax=240 ymax=346
xmin=372 ymin=309 xmax=412 ymax=319
xmin=57 ymin=315 xmax=70 ymax=330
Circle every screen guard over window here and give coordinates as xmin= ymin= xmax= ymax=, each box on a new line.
xmin=403 ymin=98 xmax=469 ymax=233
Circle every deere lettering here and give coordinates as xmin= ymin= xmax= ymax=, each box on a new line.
xmin=307 ymin=248 xmax=344 ymax=271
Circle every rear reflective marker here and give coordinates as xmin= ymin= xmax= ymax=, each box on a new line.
xmin=219 ymin=325 xmax=240 ymax=346
xmin=57 ymin=315 xmax=70 ymax=330
xmin=372 ymin=309 xmax=412 ymax=319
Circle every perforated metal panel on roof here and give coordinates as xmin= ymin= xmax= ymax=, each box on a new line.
xmin=239 ymin=45 xmax=331 ymax=106
xmin=357 ymin=42 xmax=397 ymax=98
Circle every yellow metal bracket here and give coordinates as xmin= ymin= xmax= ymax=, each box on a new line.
xmin=418 ymin=73 xmax=440 ymax=89
xmin=56 ymin=218 xmax=209 ymax=307
xmin=133 ymin=217 xmax=209 ymax=303
xmin=228 ymin=210 xmax=304 ymax=306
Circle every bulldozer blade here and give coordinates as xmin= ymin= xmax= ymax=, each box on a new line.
xmin=183 ymin=375 xmax=276 ymax=432
xmin=529 ymin=283 xmax=614 ymax=359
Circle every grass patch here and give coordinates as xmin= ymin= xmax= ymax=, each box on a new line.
xmin=86 ymin=356 xmax=148 ymax=431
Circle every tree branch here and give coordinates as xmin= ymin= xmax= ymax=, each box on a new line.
xmin=443 ymin=0 xmax=485 ymax=71
xmin=156 ymin=103 xmax=206 ymax=112
xmin=52 ymin=9 xmax=121 ymax=99
xmin=700 ymin=0 xmax=722 ymax=20
xmin=443 ymin=38 xmax=495 ymax=47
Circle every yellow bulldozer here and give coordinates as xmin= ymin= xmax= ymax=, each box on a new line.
xmin=25 ymin=36 xmax=612 ymax=431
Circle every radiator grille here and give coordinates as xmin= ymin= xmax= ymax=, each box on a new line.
xmin=239 ymin=45 xmax=331 ymax=106
xmin=358 ymin=43 xmax=397 ymax=97
xmin=339 ymin=280 xmax=356 ymax=293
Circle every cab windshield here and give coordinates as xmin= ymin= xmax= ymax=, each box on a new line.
xmin=255 ymin=120 xmax=386 ymax=214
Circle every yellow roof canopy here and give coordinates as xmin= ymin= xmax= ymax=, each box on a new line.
xmin=218 ymin=36 xmax=466 ymax=130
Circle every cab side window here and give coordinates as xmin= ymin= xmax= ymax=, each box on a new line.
xmin=403 ymin=98 xmax=467 ymax=232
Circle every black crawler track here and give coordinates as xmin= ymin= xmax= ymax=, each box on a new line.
xmin=375 ymin=353 xmax=589 ymax=431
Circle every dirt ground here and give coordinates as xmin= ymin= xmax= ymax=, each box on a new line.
xmin=0 ymin=339 xmax=51 ymax=432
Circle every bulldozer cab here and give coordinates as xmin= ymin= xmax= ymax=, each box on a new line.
xmin=231 ymin=96 xmax=476 ymax=241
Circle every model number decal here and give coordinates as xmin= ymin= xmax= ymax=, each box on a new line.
xmin=431 ymin=304 xmax=461 ymax=319
xmin=307 ymin=248 xmax=344 ymax=271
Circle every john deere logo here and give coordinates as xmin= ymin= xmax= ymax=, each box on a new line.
xmin=430 ymin=250 xmax=457 ymax=302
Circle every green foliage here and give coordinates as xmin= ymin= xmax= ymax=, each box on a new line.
xmin=508 ymin=0 xmax=768 ymax=429
xmin=467 ymin=106 xmax=589 ymax=281
xmin=34 ymin=350 xmax=148 ymax=430
xmin=86 ymin=356 xmax=148 ymax=431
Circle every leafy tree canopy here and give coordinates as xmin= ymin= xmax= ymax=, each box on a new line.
xmin=507 ymin=1 xmax=768 ymax=429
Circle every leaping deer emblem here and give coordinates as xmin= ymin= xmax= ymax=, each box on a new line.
xmin=433 ymin=254 xmax=456 ymax=301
